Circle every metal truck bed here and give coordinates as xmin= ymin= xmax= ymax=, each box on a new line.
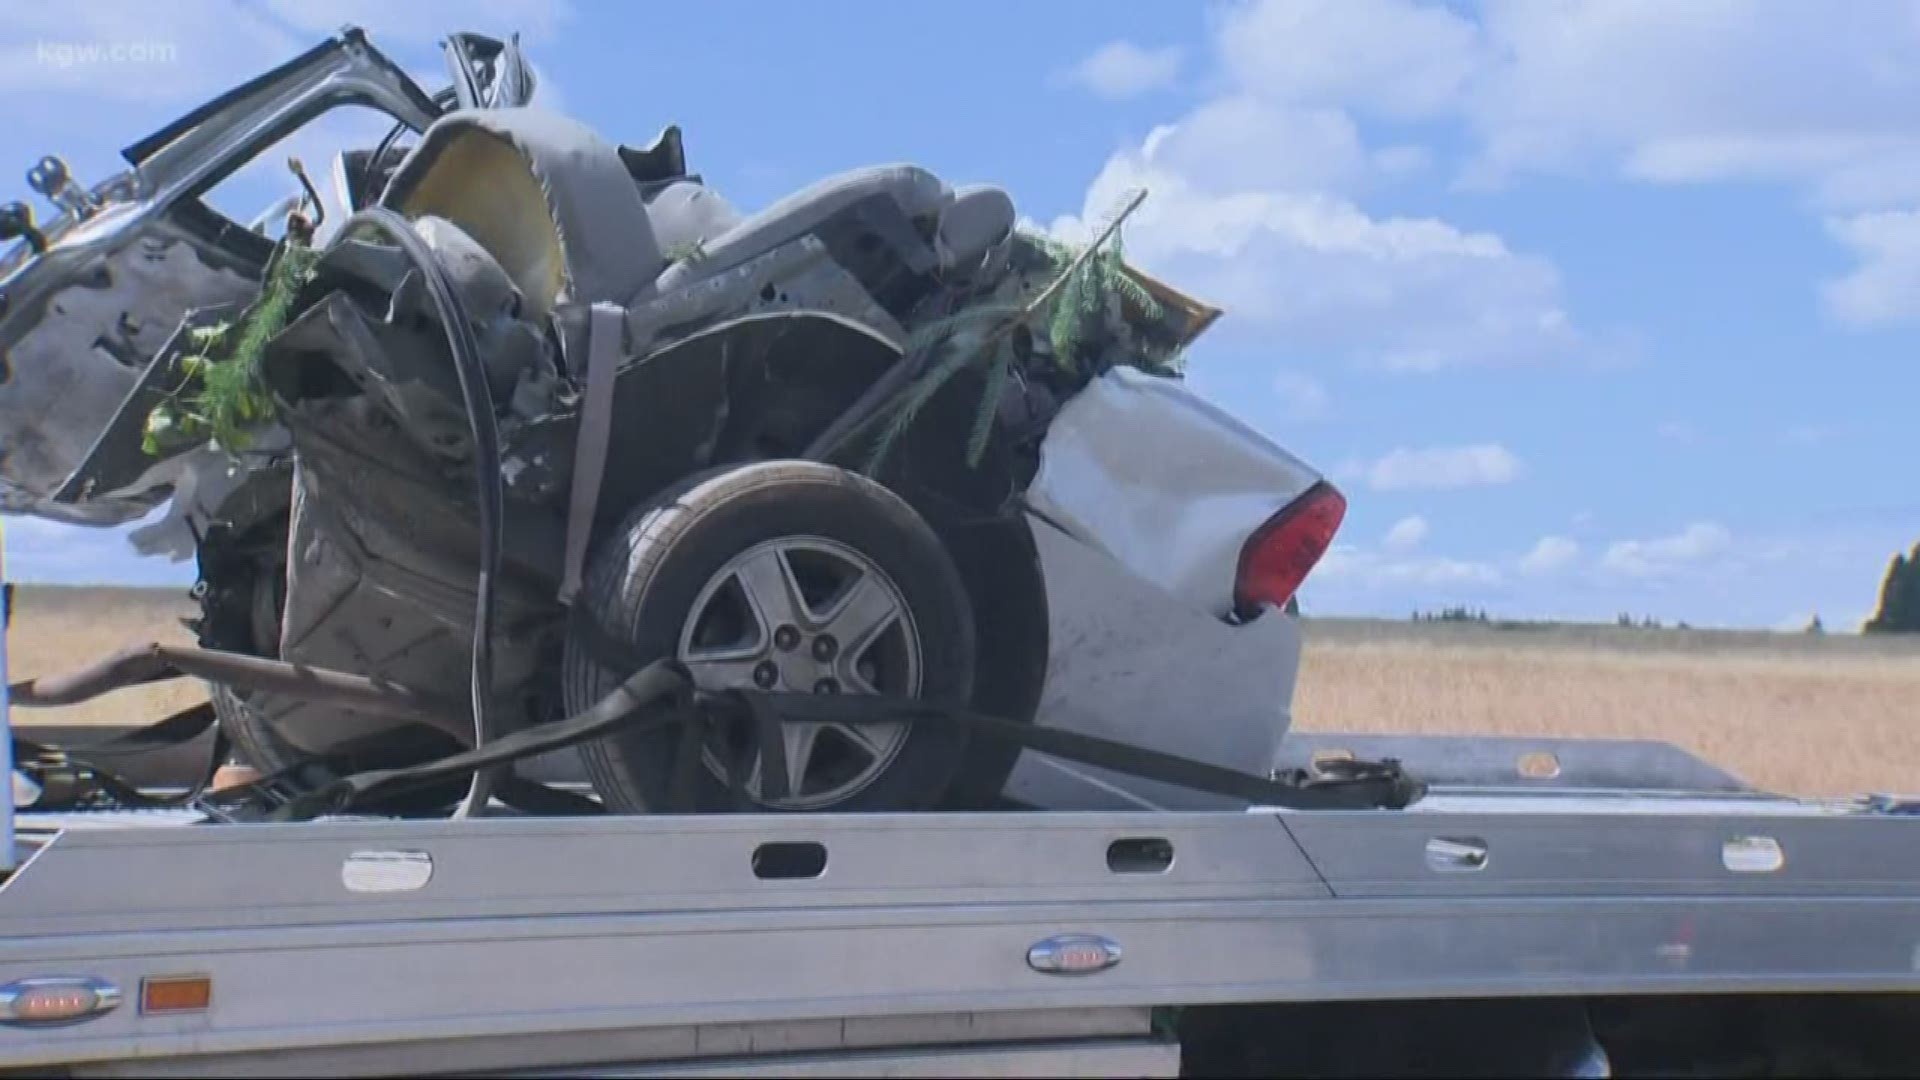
xmin=3 ymin=736 xmax=1918 ymax=1078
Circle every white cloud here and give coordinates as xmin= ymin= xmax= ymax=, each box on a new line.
xmin=1316 ymin=544 xmax=1501 ymax=590
xmin=527 ymin=60 xmax=570 ymax=114
xmin=1271 ymin=371 xmax=1330 ymax=422
xmin=1196 ymin=1 xmax=1920 ymax=322
xmin=0 ymin=0 xmax=576 ymax=247
xmin=1053 ymin=156 xmax=1578 ymax=369
xmin=1382 ymin=515 xmax=1428 ymax=551
xmin=1140 ymin=97 xmax=1370 ymax=193
xmin=1820 ymin=210 xmax=1920 ymax=327
xmin=1456 ymin=2 xmax=1920 ymax=205
xmin=1060 ymin=40 xmax=1183 ymax=100
xmin=1449 ymin=1 xmax=1920 ymax=328
xmin=1048 ymin=3 xmax=1587 ymax=373
xmin=1217 ymin=0 xmax=1483 ymax=121
xmin=264 ymin=0 xmax=572 ymax=44
xmin=1351 ymin=444 xmax=1523 ymax=492
xmin=1371 ymin=145 xmax=1432 ymax=177
xmin=1199 ymin=0 xmax=1920 ymax=209
xmin=1301 ymin=519 xmax=1907 ymax=628
xmin=1600 ymin=521 xmax=1734 ymax=578
xmin=0 ymin=2 xmax=299 ymax=104
xmin=0 ymin=2 xmax=569 ymax=109
xmin=1518 ymin=535 xmax=1580 ymax=576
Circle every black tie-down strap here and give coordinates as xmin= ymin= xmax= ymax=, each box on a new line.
xmin=13 ymin=670 xmax=1422 ymax=821
xmin=561 ymin=605 xmax=1421 ymax=814
xmin=253 ymin=682 xmax=1420 ymax=823
xmin=704 ymin=691 xmax=1426 ymax=812
xmin=10 ymin=630 xmax=1419 ymax=819
xmin=258 ymin=660 xmax=697 ymax=823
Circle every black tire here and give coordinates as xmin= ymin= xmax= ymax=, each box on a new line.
xmin=562 ymin=460 xmax=979 ymax=813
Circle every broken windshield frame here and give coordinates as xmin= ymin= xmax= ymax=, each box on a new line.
xmin=0 ymin=28 xmax=454 ymax=522
xmin=1 ymin=29 xmax=444 ymax=281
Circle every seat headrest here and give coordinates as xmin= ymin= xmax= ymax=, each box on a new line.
xmin=381 ymin=108 xmax=666 ymax=317
xmin=937 ymin=185 xmax=1015 ymax=277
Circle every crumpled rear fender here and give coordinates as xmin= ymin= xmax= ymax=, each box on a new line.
xmin=1005 ymin=364 xmax=1327 ymax=809
xmin=1023 ymin=364 xmax=1326 ymax=620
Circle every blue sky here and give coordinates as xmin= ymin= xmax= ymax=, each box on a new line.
xmin=2 ymin=0 xmax=1917 ymax=630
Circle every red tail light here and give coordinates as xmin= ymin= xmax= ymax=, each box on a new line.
xmin=1234 ymin=481 xmax=1346 ymax=616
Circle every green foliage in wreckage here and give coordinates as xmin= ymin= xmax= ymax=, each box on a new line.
xmin=138 ymin=192 xmax=1177 ymax=482
xmin=141 ymin=245 xmax=319 ymax=457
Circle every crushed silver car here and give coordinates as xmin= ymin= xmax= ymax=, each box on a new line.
xmin=0 ymin=28 xmax=1348 ymax=815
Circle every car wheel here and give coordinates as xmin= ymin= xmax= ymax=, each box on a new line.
xmin=562 ymin=460 xmax=979 ymax=813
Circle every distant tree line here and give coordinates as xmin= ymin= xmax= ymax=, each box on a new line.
xmin=1866 ymin=541 xmax=1920 ymax=633
xmin=1610 ymin=613 xmax=1697 ymax=630
xmin=1412 ymin=606 xmax=1491 ymax=623
xmin=1408 ymin=606 xmax=1694 ymax=631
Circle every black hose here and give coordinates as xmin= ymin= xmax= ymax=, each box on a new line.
xmin=339 ymin=207 xmax=504 ymax=819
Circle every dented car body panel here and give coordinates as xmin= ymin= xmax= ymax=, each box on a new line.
xmin=1007 ymin=364 xmax=1324 ymax=810
xmin=1026 ymin=365 xmax=1323 ymax=620
xmin=0 ymin=26 xmax=1341 ymax=810
xmin=1014 ymin=511 xmax=1308 ymax=811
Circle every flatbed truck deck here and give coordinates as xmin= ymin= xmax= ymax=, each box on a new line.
xmin=5 ymin=726 xmax=1919 ymax=1078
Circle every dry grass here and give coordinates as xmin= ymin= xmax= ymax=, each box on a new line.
xmin=5 ymin=587 xmax=1917 ymax=798
xmin=4 ymin=585 xmax=208 ymax=727
xmin=1296 ymin=619 xmax=1920 ymax=798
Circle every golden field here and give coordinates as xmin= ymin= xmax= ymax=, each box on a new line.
xmin=5 ymin=586 xmax=210 ymax=729
xmin=5 ymin=586 xmax=1918 ymax=797
xmin=1292 ymin=619 xmax=1920 ymax=797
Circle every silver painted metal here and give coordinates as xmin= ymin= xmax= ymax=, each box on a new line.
xmin=3 ymin=804 xmax=1918 ymax=1075
xmin=1273 ymin=733 xmax=1753 ymax=795
xmin=1004 ymin=515 xmax=1305 ymax=813
xmin=994 ymin=362 xmax=1333 ymax=814
xmin=508 ymin=1038 xmax=1181 ymax=1078
xmin=679 ymin=536 xmax=919 ymax=808
xmin=51 ymin=1008 xmax=1168 ymax=1078
xmin=1024 ymin=365 xmax=1323 ymax=621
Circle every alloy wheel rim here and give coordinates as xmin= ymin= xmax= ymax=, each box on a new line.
xmin=676 ymin=536 xmax=922 ymax=808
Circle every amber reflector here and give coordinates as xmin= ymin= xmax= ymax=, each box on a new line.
xmin=140 ymin=976 xmax=211 ymax=1014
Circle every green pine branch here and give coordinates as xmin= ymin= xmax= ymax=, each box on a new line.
xmin=860 ymin=302 xmax=1026 ymax=474
xmin=143 ymin=243 xmax=318 ymax=457
xmin=864 ymin=189 xmax=1173 ymax=475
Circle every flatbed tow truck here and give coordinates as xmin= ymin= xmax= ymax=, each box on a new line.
xmin=4 ymin=571 xmax=1920 ymax=1078
xmin=1 ymin=29 xmax=1918 ymax=1073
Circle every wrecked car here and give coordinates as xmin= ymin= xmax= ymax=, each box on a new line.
xmin=0 ymin=28 xmax=1348 ymax=815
